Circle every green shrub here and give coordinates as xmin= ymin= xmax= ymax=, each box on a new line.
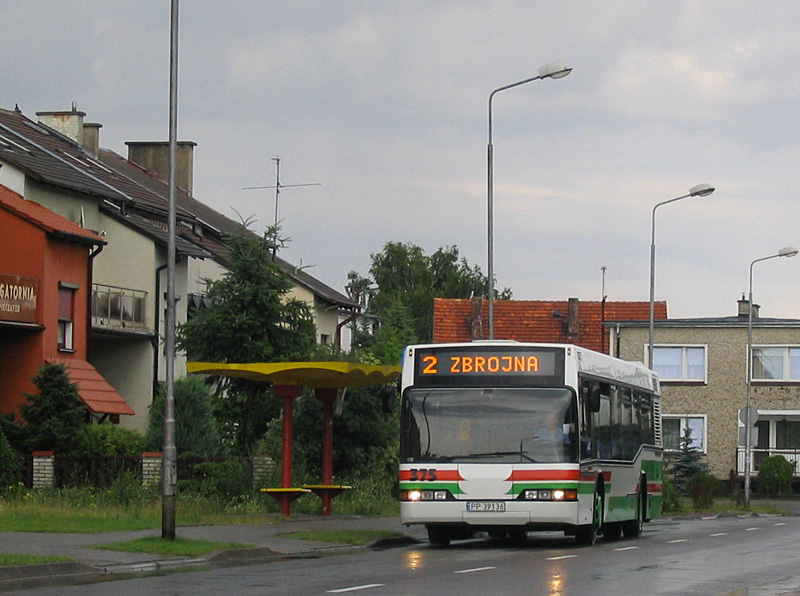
xmin=757 ymin=455 xmax=795 ymax=496
xmin=687 ymin=472 xmax=723 ymax=509
xmin=661 ymin=478 xmax=682 ymax=513
xmin=73 ymin=423 xmax=144 ymax=456
xmin=183 ymin=458 xmax=253 ymax=502
xmin=0 ymin=426 xmax=21 ymax=492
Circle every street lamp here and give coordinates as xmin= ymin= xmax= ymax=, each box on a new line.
xmin=487 ymin=61 xmax=572 ymax=339
xmin=743 ymin=245 xmax=798 ymax=506
xmin=647 ymin=183 xmax=715 ymax=367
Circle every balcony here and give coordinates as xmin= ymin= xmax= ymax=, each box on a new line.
xmin=92 ymin=284 xmax=149 ymax=333
xmin=736 ymin=447 xmax=800 ymax=477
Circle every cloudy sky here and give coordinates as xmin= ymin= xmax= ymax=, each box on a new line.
xmin=3 ymin=1 xmax=800 ymax=319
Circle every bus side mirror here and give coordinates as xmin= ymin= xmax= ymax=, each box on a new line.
xmin=380 ymin=385 xmax=397 ymax=414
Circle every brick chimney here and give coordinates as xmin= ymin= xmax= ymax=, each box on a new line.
xmin=738 ymin=295 xmax=760 ymax=318
xmin=37 ymin=106 xmax=85 ymax=144
xmin=81 ymin=122 xmax=102 ymax=157
xmin=125 ymin=141 xmax=196 ymax=194
xmin=565 ymin=297 xmax=580 ymax=338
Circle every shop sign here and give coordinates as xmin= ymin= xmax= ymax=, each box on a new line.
xmin=0 ymin=273 xmax=39 ymax=323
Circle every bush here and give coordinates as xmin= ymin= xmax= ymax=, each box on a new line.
xmin=661 ymin=478 xmax=682 ymax=513
xmin=73 ymin=423 xmax=144 ymax=456
xmin=757 ymin=455 xmax=795 ymax=497
xmin=0 ymin=426 xmax=21 ymax=492
xmin=687 ymin=472 xmax=723 ymax=509
xmin=180 ymin=458 xmax=253 ymax=502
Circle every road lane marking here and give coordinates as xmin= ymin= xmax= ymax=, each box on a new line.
xmin=546 ymin=555 xmax=578 ymax=561
xmin=614 ymin=546 xmax=639 ymax=551
xmin=745 ymin=527 xmax=759 ymax=531
xmin=774 ymin=522 xmax=787 ymax=526
xmin=668 ymin=539 xmax=688 ymax=543
xmin=454 ymin=566 xmax=497 ymax=574
xmin=327 ymin=584 xmax=385 ymax=593
xmin=710 ymin=533 xmax=727 ymax=537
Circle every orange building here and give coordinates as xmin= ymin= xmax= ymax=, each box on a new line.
xmin=433 ymin=297 xmax=665 ymax=354
xmin=0 ymin=184 xmax=133 ymax=421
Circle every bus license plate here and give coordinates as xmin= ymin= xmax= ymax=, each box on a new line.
xmin=466 ymin=501 xmax=506 ymax=512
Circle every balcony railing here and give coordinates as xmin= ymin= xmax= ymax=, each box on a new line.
xmin=736 ymin=447 xmax=800 ymax=476
xmin=92 ymin=283 xmax=149 ymax=332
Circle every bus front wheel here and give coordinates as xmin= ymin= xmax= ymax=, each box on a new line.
xmin=426 ymin=525 xmax=451 ymax=547
xmin=576 ymin=489 xmax=603 ymax=546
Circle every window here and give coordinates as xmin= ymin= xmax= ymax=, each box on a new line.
xmin=650 ymin=345 xmax=706 ymax=382
xmin=57 ymin=283 xmax=77 ymax=351
xmin=752 ymin=346 xmax=800 ymax=381
xmin=662 ymin=415 xmax=706 ymax=452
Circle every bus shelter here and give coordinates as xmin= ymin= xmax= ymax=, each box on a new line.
xmin=187 ymin=361 xmax=400 ymax=516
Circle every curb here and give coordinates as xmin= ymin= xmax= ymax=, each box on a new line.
xmin=0 ymin=561 xmax=100 ymax=591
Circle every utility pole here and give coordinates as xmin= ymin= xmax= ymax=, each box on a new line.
xmin=242 ymin=157 xmax=320 ymax=259
xmin=162 ymin=0 xmax=179 ymax=540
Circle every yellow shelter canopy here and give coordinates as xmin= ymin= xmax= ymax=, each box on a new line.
xmin=186 ymin=361 xmax=401 ymax=389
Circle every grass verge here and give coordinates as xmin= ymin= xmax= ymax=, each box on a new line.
xmin=0 ymin=553 xmax=74 ymax=567
xmin=89 ymin=537 xmax=252 ymax=557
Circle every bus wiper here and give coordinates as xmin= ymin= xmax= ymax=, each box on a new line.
xmin=438 ymin=451 xmax=536 ymax=462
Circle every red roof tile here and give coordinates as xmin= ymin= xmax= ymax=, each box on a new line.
xmin=46 ymin=358 xmax=135 ymax=416
xmin=0 ymin=184 xmax=105 ymax=245
xmin=433 ymin=298 xmax=666 ymax=353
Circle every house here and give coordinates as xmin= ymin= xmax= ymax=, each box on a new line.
xmin=608 ymin=298 xmax=800 ymax=485
xmin=0 ymin=183 xmax=134 ymax=421
xmin=433 ymin=297 xmax=662 ymax=352
xmin=0 ymin=105 xmax=360 ymax=432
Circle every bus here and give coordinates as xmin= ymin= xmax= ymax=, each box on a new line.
xmin=399 ymin=341 xmax=662 ymax=546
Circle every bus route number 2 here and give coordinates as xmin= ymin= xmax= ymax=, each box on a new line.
xmin=409 ymin=468 xmax=437 ymax=481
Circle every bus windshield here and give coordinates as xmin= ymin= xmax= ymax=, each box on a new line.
xmin=401 ymin=387 xmax=578 ymax=464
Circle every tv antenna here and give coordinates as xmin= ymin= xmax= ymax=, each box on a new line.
xmin=242 ymin=156 xmax=320 ymax=257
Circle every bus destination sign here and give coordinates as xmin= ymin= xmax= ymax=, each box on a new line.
xmin=413 ymin=346 xmax=562 ymax=387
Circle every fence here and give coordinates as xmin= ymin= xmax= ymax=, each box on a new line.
xmin=736 ymin=447 xmax=800 ymax=476
xmin=19 ymin=453 xmax=275 ymax=491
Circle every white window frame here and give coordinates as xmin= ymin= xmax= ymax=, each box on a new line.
xmin=646 ymin=344 xmax=708 ymax=383
xmin=662 ymin=414 xmax=707 ymax=453
xmin=751 ymin=345 xmax=800 ymax=383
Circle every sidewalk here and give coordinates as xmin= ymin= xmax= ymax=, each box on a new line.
xmin=0 ymin=515 xmax=428 ymax=592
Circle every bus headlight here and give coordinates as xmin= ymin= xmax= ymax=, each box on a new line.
xmin=401 ymin=489 xmax=449 ymax=501
xmin=522 ymin=489 xmax=577 ymax=501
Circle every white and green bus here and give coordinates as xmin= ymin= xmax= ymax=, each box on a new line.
xmin=399 ymin=342 xmax=663 ymax=546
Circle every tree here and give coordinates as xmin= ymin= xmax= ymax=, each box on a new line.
xmin=0 ymin=426 xmax=21 ymax=492
xmin=145 ymin=376 xmax=222 ymax=457
xmin=177 ymin=228 xmax=316 ymax=454
xmin=360 ymin=242 xmax=507 ymax=347
xmin=15 ymin=363 xmax=86 ymax=454
xmin=665 ymin=425 xmax=709 ymax=493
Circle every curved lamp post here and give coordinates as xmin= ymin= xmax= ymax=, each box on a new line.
xmin=647 ymin=183 xmax=715 ymax=367
xmin=487 ymin=61 xmax=572 ymax=339
xmin=744 ymin=246 xmax=798 ymax=506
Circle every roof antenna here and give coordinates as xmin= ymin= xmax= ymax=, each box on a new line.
xmin=242 ymin=156 xmax=320 ymax=260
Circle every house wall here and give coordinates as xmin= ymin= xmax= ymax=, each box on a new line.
xmin=617 ymin=324 xmax=800 ymax=479
xmin=0 ymin=206 xmax=93 ymax=415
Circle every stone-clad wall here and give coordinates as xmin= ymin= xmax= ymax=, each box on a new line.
xmin=616 ymin=325 xmax=800 ymax=479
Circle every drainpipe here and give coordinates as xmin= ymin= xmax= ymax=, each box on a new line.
xmin=154 ymin=263 xmax=167 ymax=400
xmin=87 ymin=244 xmax=104 ymax=359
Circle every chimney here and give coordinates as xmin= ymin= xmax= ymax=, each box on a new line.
xmin=81 ymin=122 xmax=102 ymax=157
xmin=738 ymin=295 xmax=760 ymax=319
xmin=36 ymin=105 xmax=85 ymax=144
xmin=470 ymin=297 xmax=484 ymax=340
xmin=566 ymin=297 xmax=580 ymax=338
xmin=125 ymin=141 xmax=197 ymax=194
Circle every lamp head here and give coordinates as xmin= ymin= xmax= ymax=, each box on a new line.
xmin=537 ymin=61 xmax=573 ymax=80
xmin=778 ymin=246 xmax=799 ymax=258
xmin=689 ymin=183 xmax=715 ymax=198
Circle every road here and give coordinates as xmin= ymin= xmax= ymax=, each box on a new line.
xmin=25 ymin=515 xmax=800 ymax=596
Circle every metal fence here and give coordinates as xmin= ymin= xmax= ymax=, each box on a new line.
xmin=736 ymin=447 xmax=800 ymax=476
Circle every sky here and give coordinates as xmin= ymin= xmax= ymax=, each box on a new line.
xmin=2 ymin=1 xmax=800 ymax=319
